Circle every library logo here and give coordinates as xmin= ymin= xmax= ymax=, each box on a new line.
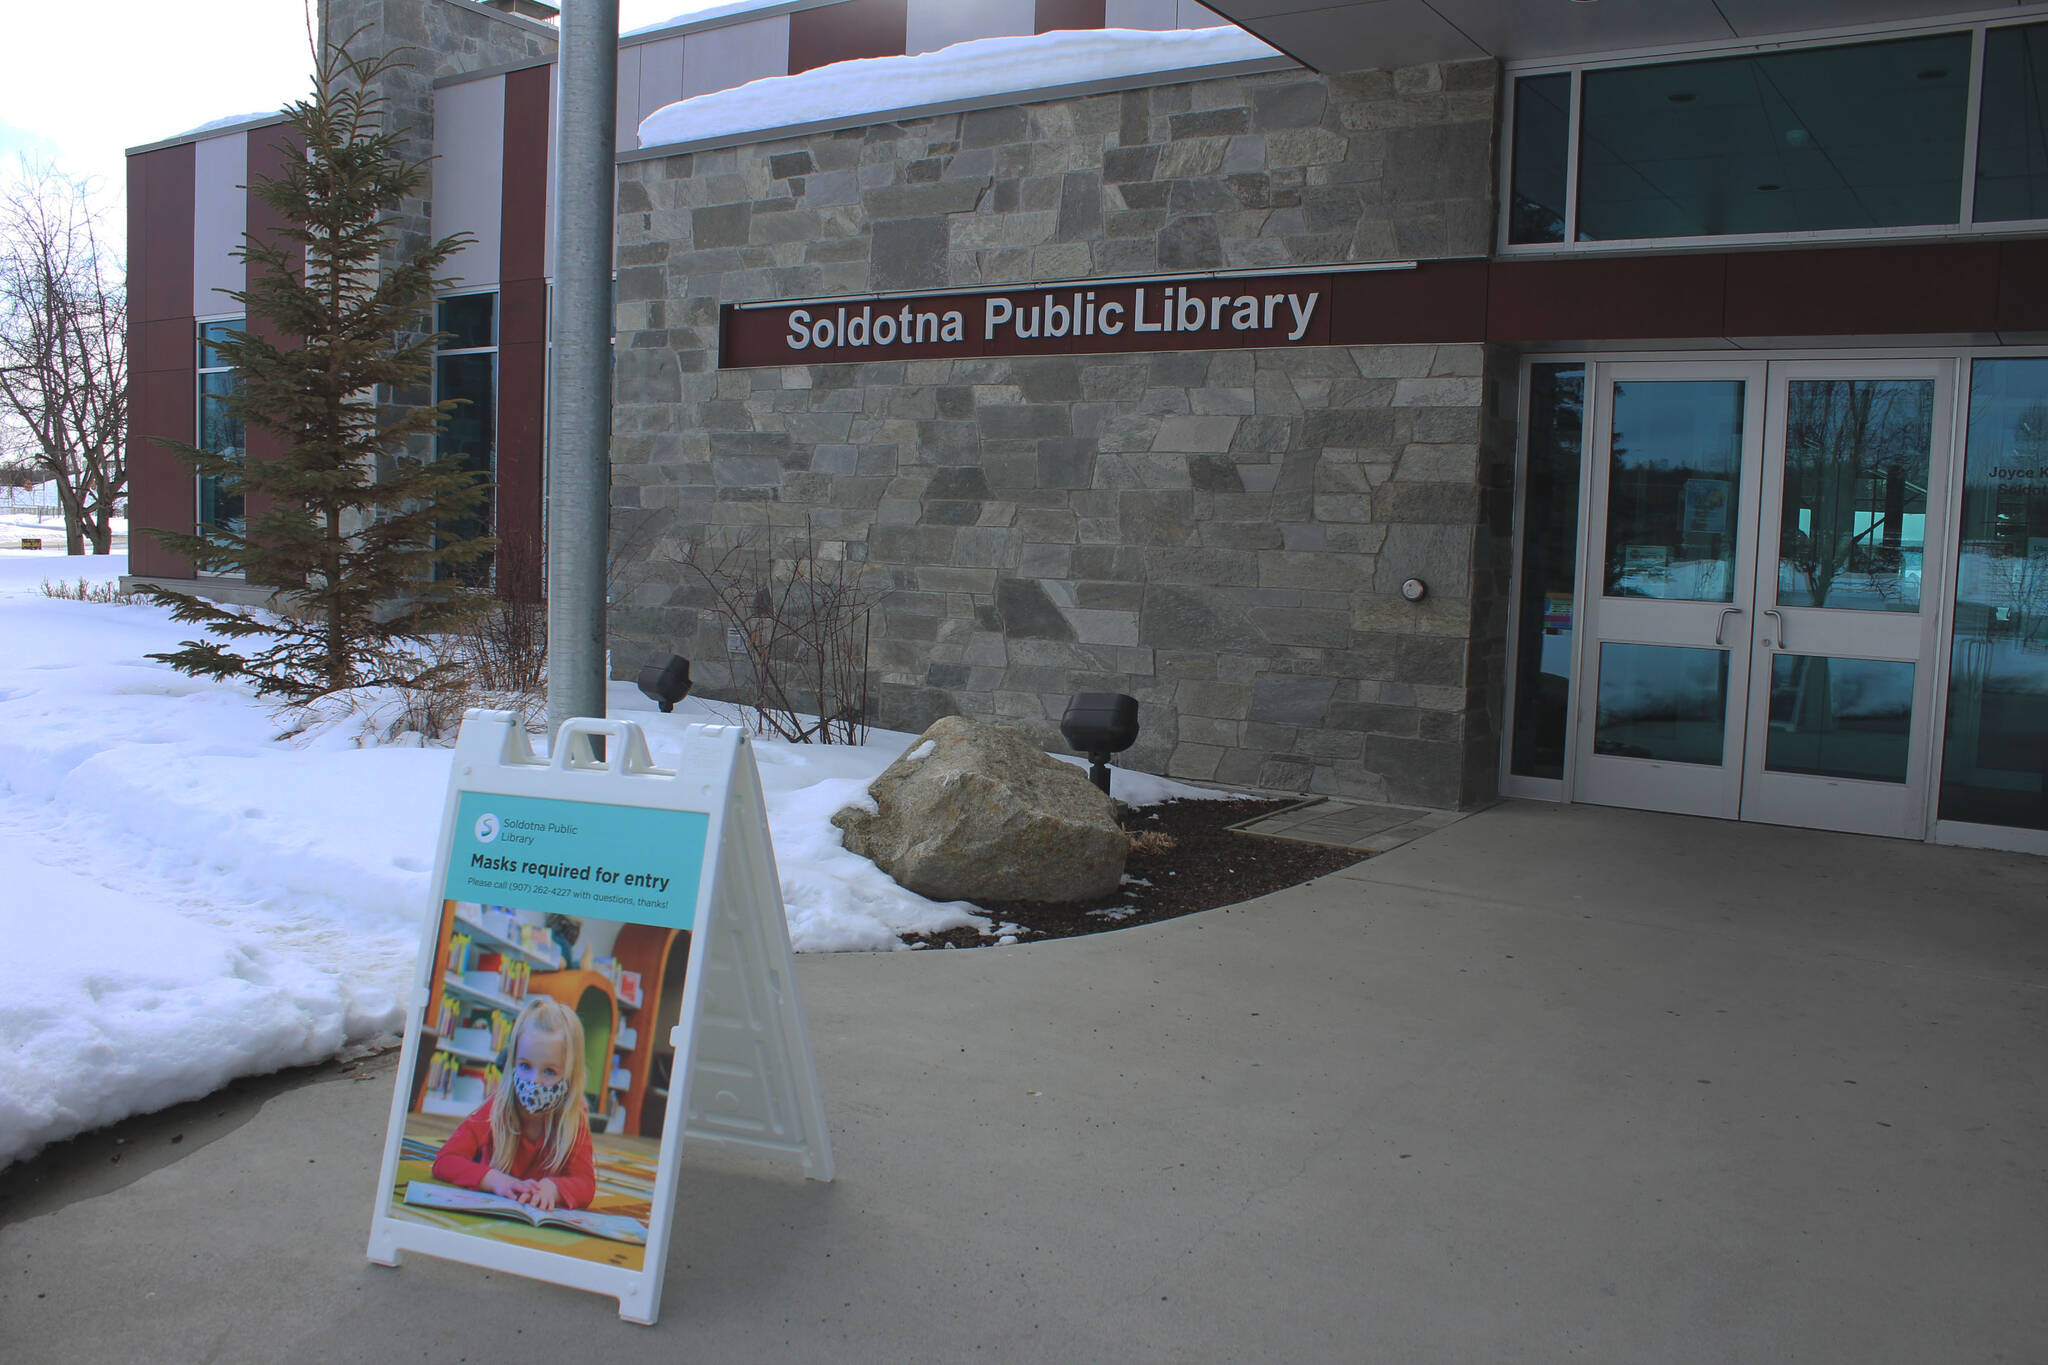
xmin=474 ymin=813 xmax=501 ymax=844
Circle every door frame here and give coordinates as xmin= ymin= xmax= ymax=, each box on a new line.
xmin=1571 ymin=360 xmax=1768 ymax=821
xmin=1737 ymin=359 xmax=1956 ymax=838
xmin=1499 ymin=345 xmax=2036 ymax=848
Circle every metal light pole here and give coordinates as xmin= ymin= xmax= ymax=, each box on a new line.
xmin=546 ymin=0 xmax=619 ymax=742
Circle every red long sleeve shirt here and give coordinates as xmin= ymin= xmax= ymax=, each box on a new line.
xmin=429 ymin=1100 xmax=597 ymax=1210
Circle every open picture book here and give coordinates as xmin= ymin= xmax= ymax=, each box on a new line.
xmin=402 ymin=1181 xmax=649 ymax=1246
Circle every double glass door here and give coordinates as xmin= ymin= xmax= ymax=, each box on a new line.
xmin=1574 ymin=361 xmax=1954 ymax=838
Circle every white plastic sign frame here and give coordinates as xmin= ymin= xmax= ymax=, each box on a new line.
xmin=366 ymin=713 xmax=833 ymax=1323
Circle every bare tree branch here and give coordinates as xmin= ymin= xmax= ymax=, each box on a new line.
xmin=0 ymin=159 xmax=127 ymax=555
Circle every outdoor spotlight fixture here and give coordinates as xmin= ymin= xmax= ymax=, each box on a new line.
xmin=636 ymin=655 xmax=692 ymax=713
xmin=1060 ymin=692 xmax=1141 ymax=796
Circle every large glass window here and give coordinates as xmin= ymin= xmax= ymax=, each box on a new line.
xmin=1510 ymin=363 xmax=1584 ymax=779
xmin=1578 ymin=33 xmax=1970 ymax=241
xmin=1507 ymin=20 xmax=2048 ymax=249
xmin=196 ymin=319 xmax=245 ymax=553
xmin=434 ymin=292 xmax=497 ymax=583
xmin=1941 ymin=358 xmax=2048 ymax=830
xmin=1976 ymin=22 xmax=2048 ymax=223
xmin=1509 ymin=74 xmax=1570 ymax=246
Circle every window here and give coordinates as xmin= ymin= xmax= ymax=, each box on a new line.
xmin=1509 ymin=363 xmax=1586 ymax=780
xmin=1506 ymin=20 xmax=2048 ymax=249
xmin=196 ymin=319 xmax=245 ymax=559
xmin=1941 ymin=358 xmax=2048 ymax=830
xmin=1976 ymin=23 xmax=2048 ymax=223
xmin=434 ymin=292 xmax=497 ymax=583
xmin=1508 ymin=74 xmax=1570 ymax=246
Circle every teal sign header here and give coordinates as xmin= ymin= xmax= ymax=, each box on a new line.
xmin=443 ymin=791 xmax=708 ymax=931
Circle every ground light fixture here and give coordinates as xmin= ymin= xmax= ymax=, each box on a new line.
xmin=636 ymin=655 xmax=692 ymax=713
xmin=1060 ymin=692 xmax=1141 ymax=795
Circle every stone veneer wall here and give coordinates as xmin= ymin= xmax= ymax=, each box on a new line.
xmin=318 ymin=0 xmax=555 ymax=473
xmin=610 ymin=60 xmax=1513 ymax=808
xmin=322 ymin=0 xmax=555 ymax=266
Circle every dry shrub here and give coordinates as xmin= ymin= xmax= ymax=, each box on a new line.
xmin=277 ymin=598 xmax=549 ymax=746
xmin=1127 ymin=829 xmax=1178 ymax=856
xmin=40 ymin=576 xmax=142 ymax=603
xmin=456 ymin=596 xmax=547 ymax=695
xmin=673 ymin=520 xmax=876 ymax=744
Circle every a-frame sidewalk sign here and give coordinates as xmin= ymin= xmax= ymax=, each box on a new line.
xmin=366 ymin=712 xmax=833 ymax=1324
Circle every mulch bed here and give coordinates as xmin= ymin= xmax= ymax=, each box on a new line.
xmin=900 ymin=797 xmax=1367 ymax=948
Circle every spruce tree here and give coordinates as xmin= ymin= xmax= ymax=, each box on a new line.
xmin=148 ymin=38 xmax=492 ymax=701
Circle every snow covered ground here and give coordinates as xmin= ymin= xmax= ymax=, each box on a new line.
xmin=0 ymin=551 xmax=1215 ymax=1167
xmin=0 ymin=479 xmax=126 ymax=556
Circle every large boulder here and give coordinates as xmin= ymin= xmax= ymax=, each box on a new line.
xmin=833 ymin=716 xmax=1127 ymax=904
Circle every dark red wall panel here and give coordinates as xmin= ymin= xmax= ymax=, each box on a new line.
xmin=1723 ymin=243 xmax=2003 ymax=338
xmin=126 ymin=143 xmax=196 ymax=578
xmin=496 ymin=64 xmax=553 ymax=602
xmin=1994 ymin=239 xmax=2048 ymax=335
xmin=1036 ymin=0 xmax=1106 ymax=32
xmin=1331 ymin=260 xmax=1489 ymax=344
xmin=500 ymin=65 xmax=551 ymax=285
xmin=788 ymin=0 xmax=907 ymax=74
xmin=1487 ymin=254 xmax=1728 ymax=342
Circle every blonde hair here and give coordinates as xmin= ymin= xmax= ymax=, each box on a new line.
xmin=488 ymin=997 xmax=590 ymax=1176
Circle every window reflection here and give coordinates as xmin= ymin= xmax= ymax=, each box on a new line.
xmin=1765 ymin=654 xmax=1914 ymax=783
xmin=196 ymin=319 xmax=245 ymax=545
xmin=1594 ymin=643 xmax=1729 ymax=766
xmin=1942 ymin=358 xmax=2048 ymax=829
xmin=1605 ymin=380 xmax=1745 ymax=602
xmin=1510 ymin=74 xmax=1570 ymax=245
xmin=434 ymin=292 xmax=498 ymax=585
xmin=1511 ymin=364 xmax=1584 ymax=778
xmin=1777 ymin=378 xmax=1932 ymax=612
xmin=1577 ymin=32 xmax=1970 ymax=241
xmin=1975 ymin=22 xmax=2048 ymax=223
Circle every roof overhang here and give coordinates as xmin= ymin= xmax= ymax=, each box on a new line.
xmin=1194 ymin=0 xmax=2047 ymax=73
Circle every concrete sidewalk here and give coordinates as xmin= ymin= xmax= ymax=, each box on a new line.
xmin=4 ymin=801 xmax=2044 ymax=1362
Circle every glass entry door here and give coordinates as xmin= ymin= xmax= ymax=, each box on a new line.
xmin=1576 ymin=364 xmax=1766 ymax=818
xmin=1574 ymin=360 xmax=1955 ymax=837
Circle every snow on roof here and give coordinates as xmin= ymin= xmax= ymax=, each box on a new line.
xmin=637 ymin=24 xmax=1284 ymax=150
xmin=622 ymin=0 xmax=791 ymax=39
xmin=174 ymin=111 xmax=287 ymax=140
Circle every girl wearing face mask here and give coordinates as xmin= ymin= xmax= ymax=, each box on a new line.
xmin=430 ymin=997 xmax=597 ymax=1212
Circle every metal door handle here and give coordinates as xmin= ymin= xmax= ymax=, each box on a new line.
xmin=1762 ymin=608 xmax=1786 ymax=648
xmin=1715 ymin=607 xmax=1743 ymax=646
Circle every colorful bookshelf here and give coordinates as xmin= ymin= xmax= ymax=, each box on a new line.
xmin=414 ymin=901 xmax=565 ymax=1119
xmin=608 ymin=925 xmax=693 ymax=1137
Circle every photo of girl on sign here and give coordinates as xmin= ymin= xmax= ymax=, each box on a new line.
xmin=387 ymin=901 xmax=694 ymax=1270
xmin=432 ymin=998 xmax=595 ymax=1212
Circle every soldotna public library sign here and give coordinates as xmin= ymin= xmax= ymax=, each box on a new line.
xmin=717 ymin=262 xmax=1477 ymax=367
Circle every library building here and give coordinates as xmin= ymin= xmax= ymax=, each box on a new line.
xmin=124 ymin=0 xmax=2048 ymax=851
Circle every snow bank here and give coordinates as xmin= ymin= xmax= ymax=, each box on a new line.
xmin=639 ymin=25 xmax=1281 ymax=148
xmin=0 ymin=579 xmax=1234 ymax=1164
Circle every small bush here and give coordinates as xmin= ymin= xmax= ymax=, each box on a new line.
xmin=671 ymin=520 xmax=876 ymax=745
xmin=1127 ymin=830 xmax=1178 ymax=856
xmin=272 ymin=598 xmax=548 ymax=748
xmin=40 ymin=577 xmax=142 ymax=603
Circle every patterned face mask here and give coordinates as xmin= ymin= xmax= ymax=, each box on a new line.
xmin=513 ymin=1074 xmax=569 ymax=1113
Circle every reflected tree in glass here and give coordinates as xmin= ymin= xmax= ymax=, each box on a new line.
xmin=1943 ymin=359 xmax=2048 ymax=829
xmin=1604 ymin=380 xmax=1745 ymax=603
xmin=1779 ymin=378 xmax=1932 ymax=612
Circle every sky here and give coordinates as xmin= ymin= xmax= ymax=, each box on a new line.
xmin=0 ymin=0 xmax=744 ymax=236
